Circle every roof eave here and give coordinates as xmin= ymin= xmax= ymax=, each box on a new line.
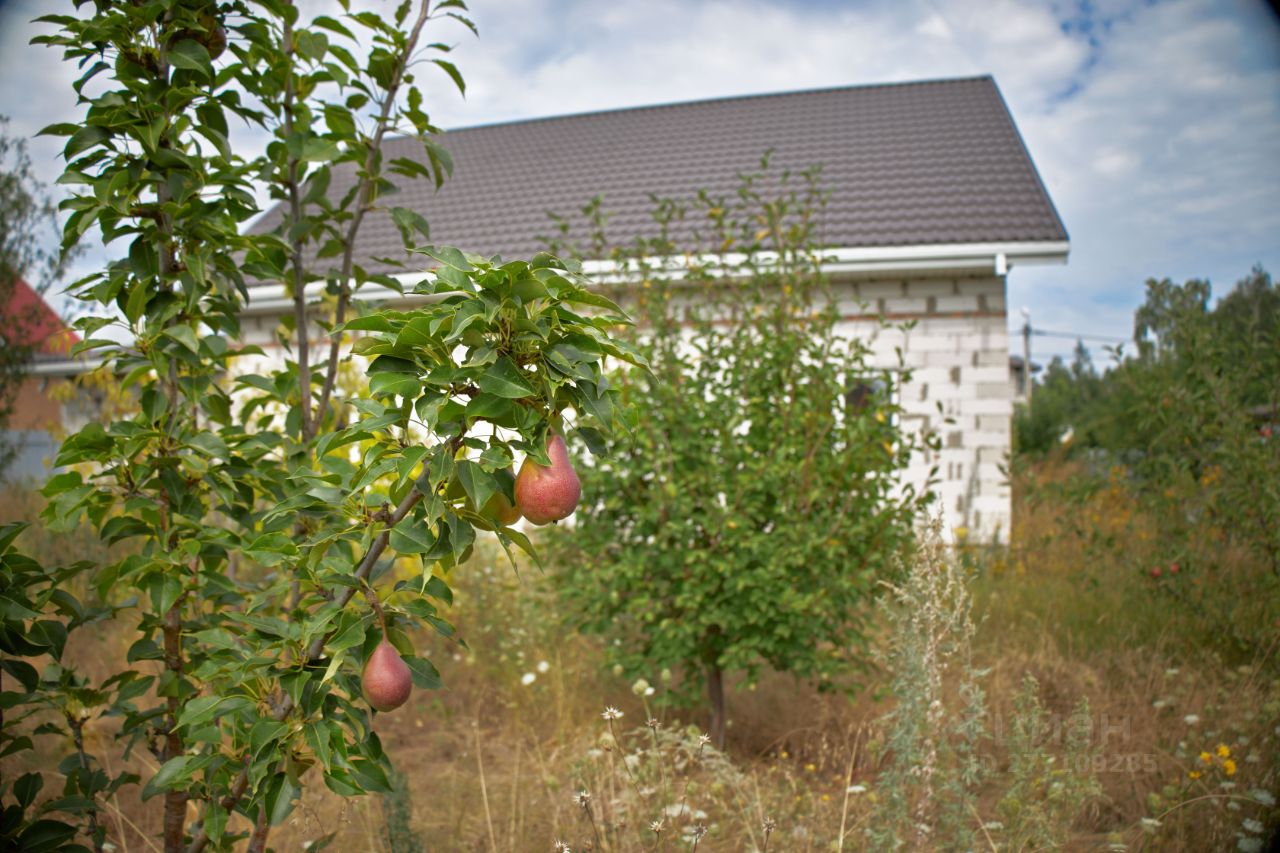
xmin=239 ymin=239 xmax=1070 ymax=315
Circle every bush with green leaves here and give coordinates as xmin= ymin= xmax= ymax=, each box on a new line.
xmin=1013 ymin=267 xmax=1280 ymax=659
xmin=551 ymin=162 xmax=937 ymax=746
xmin=10 ymin=3 xmax=642 ymax=851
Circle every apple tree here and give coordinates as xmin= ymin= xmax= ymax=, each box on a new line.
xmin=8 ymin=2 xmax=641 ymax=851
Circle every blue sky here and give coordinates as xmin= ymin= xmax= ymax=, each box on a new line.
xmin=2 ymin=0 xmax=1278 ymax=364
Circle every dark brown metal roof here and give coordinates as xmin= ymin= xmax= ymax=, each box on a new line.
xmin=250 ymin=75 xmax=1067 ymax=276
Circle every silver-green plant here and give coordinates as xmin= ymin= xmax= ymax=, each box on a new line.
xmin=867 ymin=522 xmax=1103 ymax=850
xmin=867 ymin=518 xmax=988 ymax=851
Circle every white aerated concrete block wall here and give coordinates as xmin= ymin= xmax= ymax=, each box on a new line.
xmin=830 ymin=274 xmax=1012 ymax=542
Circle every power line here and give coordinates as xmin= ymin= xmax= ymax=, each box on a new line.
xmin=1007 ymin=327 xmax=1128 ymax=344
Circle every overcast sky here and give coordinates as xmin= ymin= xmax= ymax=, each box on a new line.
xmin=2 ymin=0 xmax=1278 ymax=363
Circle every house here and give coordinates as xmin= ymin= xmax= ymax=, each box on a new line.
xmin=246 ymin=76 xmax=1069 ymax=541
xmin=1 ymin=278 xmax=82 ymax=482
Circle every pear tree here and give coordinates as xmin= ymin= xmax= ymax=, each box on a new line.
xmin=7 ymin=2 xmax=641 ymax=851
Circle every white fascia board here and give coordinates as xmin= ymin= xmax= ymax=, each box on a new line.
xmin=240 ymin=240 xmax=1070 ymax=313
xmin=29 ymin=357 xmax=103 ymax=376
xmin=575 ymin=240 xmax=1068 ymax=282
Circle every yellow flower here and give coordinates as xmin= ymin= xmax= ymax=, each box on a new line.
xmin=1216 ymin=744 xmax=1230 ymax=758
xmin=821 ymin=794 xmax=831 ymax=802
xmin=1223 ymin=759 xmax=1237 ymax=776
xmin=780 ymin=751 xmax=789 ymax=759
xmin=1188 ymin=770 xmax=1202 ymax=780
xmin=804 ymin=763 xmax=817 ymax=772
xmin=1199 ymin=751 xmax=1213 ymax=765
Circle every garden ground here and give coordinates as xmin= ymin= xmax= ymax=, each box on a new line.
xmin=3 ymin=457 xmax=1277 ymax=851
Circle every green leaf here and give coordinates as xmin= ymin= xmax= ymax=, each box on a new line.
xmin=266 ymin=772 xmax=301 ymax=825
xmin=405 ymin=656 xmax=443 ymax=689
xmin=478 ymin=358 xmax=536 ymax=399
xmin=164 ymin=325 xmax=200 ymax=353
xmin=369 ymin=372 xmax=420 ymax=399
xmin=167 ymin=39 xmax=213 ymax=79
xmin=245 ymin=533 xmax=299 ymax=567
xmin=432 ymin=59 xmax=465 ymax=95
xmin=388 ymin=519 xmax=437 ymax=555
xmin=416 ymin=245 xmax=473 ymax=273
xmin=142 ymin=756 xmax=191 ymax=800
xmin=455 ymin=461 xmax=496 ymax=513
xmin=389 ymin=206 xmax=431 ymax=248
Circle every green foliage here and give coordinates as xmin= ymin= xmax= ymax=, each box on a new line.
xmin=552 ymin=161 xmax=936 ymax=744
xmin=0 ymin=523 xmax=131 ymax=852
xmin=1013 ymin=266 xmax=1280 ymax=659
xmin=381 ymin=767 xmax=423 ymax=853
xmin=995 ymin=677 xmax=1102 ymax=851
xmin=11 ymin=3 xmax=641 ymax=851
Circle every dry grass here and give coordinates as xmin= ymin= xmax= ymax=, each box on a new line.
xmin=3 ymin=462 xmax=1277 ymax=851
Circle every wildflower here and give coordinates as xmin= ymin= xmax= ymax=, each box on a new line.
xmin=631 ymin=678 xmax=654 ymax=697
xmin=779 ymin=750 xmax=789 ymax=759
xmin=689 ymin=824 xmax=708 ymax=840
xmin=762 ymin=817 xmax=777 ymax=833
xmin=536 ymin=660 xmax=550 ymax=674
xmin=554 ymin=842 xmax=572 ymax=853
xmin=649 ymin=818 xmax=665 ymax=834
xmin=1200 ymin=751 xmax=1214 ymax=765
xmin=1139 ymin=817 xmax=1161 ymax=832
xmin=602 ymin=707 xmax=624 ymax=721
xmin=821 ymin=794 xmax=831 ymax=802
xmin=698 ymin=733 xmax=711 ymax=746
xmin=574 ymin=790 xmax=592 ymax=808
xmin=1184 ymin=714 xmax=1200 ymax=726
xmin=1188 ymin=770 xmax=1201 ymax=780
xmin=1223 ymin=759 xmax=1237 ymax=776
xmin=1243 ymin=818 xmax=1264 ymax=835
xmin=1250 ymin=789 xmax=1276 ymax=806
xmin=1216 ymin=744 xmax=1230 ymax=758
xmin=805 ymin=763 xmax=817 ymax=772
xmin=521 ymin=672 xmax=536 ymax=686
xmin=646 ymin=717 xmax=661 ymax=730
xmin=847 ymin=784 xmax=867 ymax=794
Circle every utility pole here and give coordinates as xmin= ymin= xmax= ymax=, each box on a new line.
xmin=1020 ymin=307 xmax=1033 ymax=409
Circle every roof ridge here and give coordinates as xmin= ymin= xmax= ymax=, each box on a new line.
xmin=439 ymin=75 xmax=997 ymax=135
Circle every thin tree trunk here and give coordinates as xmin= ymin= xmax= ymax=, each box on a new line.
xmin=247 ymin=808 xmax=271 ymax=853
xmin=162 ymin=600 xmax=187 ymax=852
xmin=706 ymin=663 xmax=726 ymax=750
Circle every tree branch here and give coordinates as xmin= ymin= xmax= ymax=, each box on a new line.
xmin=281 ymin=4 xmax=314 ymax=442
xmin=313 ymin=0 xmax=434 ymax=424
xmin=184 ymin=484 xmax=423 ymax=853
